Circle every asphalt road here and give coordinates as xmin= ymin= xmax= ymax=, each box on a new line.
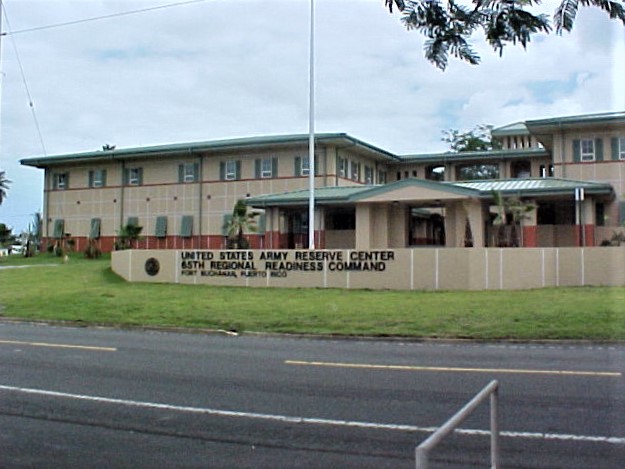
xmin=0 ymin=322 xmax=623 ymax=468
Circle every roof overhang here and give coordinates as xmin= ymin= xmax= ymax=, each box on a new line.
xmin=20 ymin=133 xmax=400 ymax=169
xmin=246 ymin=178 xmax=615 ymax=209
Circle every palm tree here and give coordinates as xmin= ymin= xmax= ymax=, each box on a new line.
xmin=24 ymin=212 xmax=43 ymax=257
xmin=0 ymin=170 xmax=11 ymax=205
xmin=115 ymin=223 xmax=144 ymax=250
xmin=224 ymin=200 xmax=259 ymax=249
xmin=492 ymin=191 xmax=536 ymax=247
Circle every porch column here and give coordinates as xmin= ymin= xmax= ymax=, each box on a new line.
xmin=463 ymin=199 xmax=486 ymax=248
xmin=444 ymin=202 xmax=463 ymax=247
xmin=355 ymin=203 xmax=372 ymax=249
xmin=388 ymin=203 xmax=408 ymax=248
xmin=370 ymin=204 xmax=389 ymax=248
xmin=579 ymin=198 xmax=596 ymax=246
xmin=522 ymin=200 xmax=538 ymax=247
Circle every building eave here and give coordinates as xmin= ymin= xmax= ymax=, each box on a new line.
xmin=20 ymin=133 xmax=400 ymax=168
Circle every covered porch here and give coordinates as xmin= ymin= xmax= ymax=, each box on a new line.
xmin=245 ymin=178 xmax=614 ymax=250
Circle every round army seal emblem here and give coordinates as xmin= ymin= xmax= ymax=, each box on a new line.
xmin=145 ymin=257 xmax=160 ymax=276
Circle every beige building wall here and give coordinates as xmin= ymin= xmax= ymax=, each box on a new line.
xmin=42 ymin=142 xmax=394 ymax=247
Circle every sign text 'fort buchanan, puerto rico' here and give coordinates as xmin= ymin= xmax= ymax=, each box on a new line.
xmin=178 ymin=250 xmax=396 ymax=279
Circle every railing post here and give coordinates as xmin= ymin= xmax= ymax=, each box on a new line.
xmin=490 ymin=386 xmax=500 ymax=469
xmin=415 ymin=380 xmax=499 ymax=468
xmin=415 ymin=447 xmax=428 ymax=469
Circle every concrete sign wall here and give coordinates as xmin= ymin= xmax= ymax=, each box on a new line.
xmin=112 ymin=248 xmax=625 ymax=290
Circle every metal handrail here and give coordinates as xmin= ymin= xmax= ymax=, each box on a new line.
xmin=415 ymin=380 xmax=500 ymax=469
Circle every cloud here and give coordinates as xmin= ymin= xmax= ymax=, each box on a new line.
xmin=0 ymin=0 xmax=623 ymax=232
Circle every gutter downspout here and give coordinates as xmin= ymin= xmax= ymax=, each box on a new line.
xmin=197 ymin=150 xmax=204 ymax=248
xmin=119 ymin=160 xmax=126 ymax=242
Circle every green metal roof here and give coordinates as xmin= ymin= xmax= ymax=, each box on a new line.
xmin=21 ymin=133 xmax=400 ymax=168
xmin=397 ymin=147 xmax=548 ymax=163
xmin=526 ymin=111 xmax=625 ymax=129
xmin=451 ymin=178 xmax=614 ymax=196
xmin=245 ymin=185 xmax=374 ymax=207
xmin=246 ymin=179 xmax=480 ymax=207
xmin=246 ymin=178 xmax=614 ymax=207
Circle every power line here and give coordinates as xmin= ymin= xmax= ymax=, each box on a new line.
xmin=1 ymin=0 xmax=207 ymax=37
xmin=2 ymin=3 xmax=47 ymax=155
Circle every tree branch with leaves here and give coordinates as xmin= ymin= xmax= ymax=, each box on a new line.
xmin=385 ymin=0 xmax=625 ymax=69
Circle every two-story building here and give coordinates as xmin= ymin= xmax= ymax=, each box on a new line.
xmin=20 ymin=111 xmax=625 ymax=252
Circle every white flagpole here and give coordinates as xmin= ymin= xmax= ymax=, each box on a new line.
xmin=307 ymin=0 xmax=315 ymax=250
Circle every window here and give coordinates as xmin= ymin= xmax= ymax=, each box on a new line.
xmin=378 ymin=170 xmax=387 ymax=184
xmin=127 ymin=216 xmax=139 ymax=227
xmin=574 ymin=138 xmax=603 ymax=162
xmin=89 ymin=169 xmax=106 ymax=188
xmin=221 ymin=160 xmax=240 ymax=181
xmin=596 ymin=203 xmax=605 ymax=227
xmin=179 ymin=163 xmax=199 ymax=183
xmin=89 ymin=218 xmax=101 ymax=239
xmin=364 ymin=166 xmax=373 ymax=184
xmin=255 ymin=158 xmax=277 ymax=179
xmin=125 ymin=167 xmax=143 ymax=186
xmin=539 ymin=165 xmax=555 ymax=178
xmin=301 ymin=156 xmax=310 ymax=176
xmin=338 ymin=158 xmax=347 ymax=178
xmin=295 ymin=156 xmax=315 ymax=177
xmin=350 ymin=161 xmax=360 ymax=181
xmin=326 ymin=210 xmax=355 ymax=230
xmin=581 ymin=139 xmax=595 ymax=161
xmin=456 ymin=163 xmax=499 ymax=181
xmin=54 ymin=173 xmax=69 ymax=190
xmin=620 ymin=138 xmax=625 ymax=160
xmin=426 ymin=165 xmax=445 ymax=181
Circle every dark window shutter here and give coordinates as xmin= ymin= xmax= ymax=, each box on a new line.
xmin=294 ymin=157 xmax=301 ymax=176
xmin=53 ymin=219 xmax=65 ymax=238
xmin=178 ymin=164 xmax=184 ymax=183
xmin=101 ymin=170 xmax=107 ymax=187
xmin=65 ymin=173 xmax=70 ymax=189
xmin=219 ymin=162 xmax=225 ymax=181
xmin=88 ymin=171 xmax=94 ymax=188
xmin=193 ymin=163 xmax=199 ymax=181
xmin=272 ymin=157 xmax=278 ymax=178
xmin=235 ymin=160 xmax=242 ymax=180
xmin=222 ymin=214 xmax=233 ymax=236
xmin=611 ymin=137 xmax=619 ymax=161
xmin=180 ymin=215 xmax=193 ymax=237
xmin=138 ymin=168 xmax=143 ymax=185
xmin=572 ymin=140 xmax=581 ymax=163
xmin=255 ymin=159 xmax=261 ymax=179
xmin=619 ymin=202 xmax=625 ymax=225
xmin=123 ymin=168 xmax=129 ymax=185
xmin=258 ymin=214 xmax=266 ymax=233
xmin=595 ymin=138 xmax=603 ymax=161
xmin=314 ymin=155 xmax=319 ymax=176
xmin=89 ymin=218 xmax=101 ymax=239
xmin=53 ymin=173 xmax=58 ymax=190
xmin=155 ymin=216 xmax=168 ymax=238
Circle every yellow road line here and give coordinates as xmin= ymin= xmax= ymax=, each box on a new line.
xmin=0 ymin=339 xmax=117 ymax=352
xmin=285 ymin=360 xmax=622 ymax=378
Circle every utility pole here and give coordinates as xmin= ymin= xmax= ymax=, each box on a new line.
xmin=307 ymin=0 xmax=315 ymax=250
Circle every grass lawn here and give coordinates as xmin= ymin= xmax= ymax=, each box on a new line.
xmin=1 ymin=253 xmax=624 ymax=340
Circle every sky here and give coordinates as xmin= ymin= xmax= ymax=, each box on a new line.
xmin=0 ymin=0 xmax=624 ymax=233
